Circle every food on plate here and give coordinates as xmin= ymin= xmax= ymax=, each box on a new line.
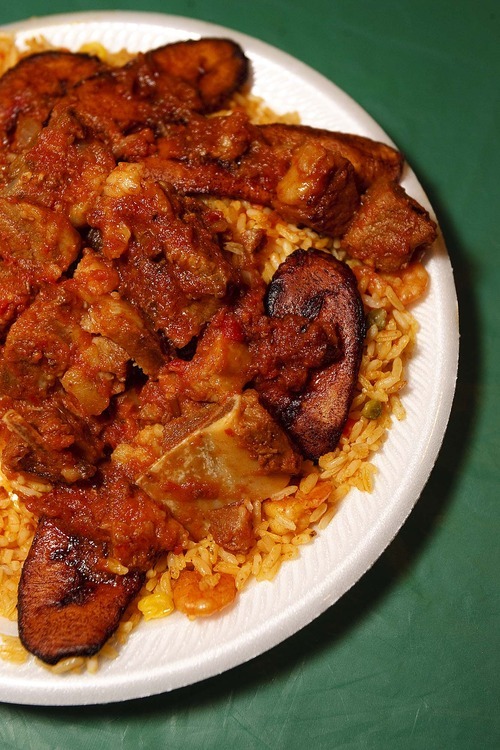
xmin=0 ymin=34 xmax=436 ymax=670
xmin=260 ymin=249 xmax=366 ymax=460
xmin=18 ymin=516 xmax=144 ymax=665
xmin=340 ymin=177 xmax=438 ymax=272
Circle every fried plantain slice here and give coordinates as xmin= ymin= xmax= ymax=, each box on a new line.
xmin=259 ymin=249 xmax=366 ymax=460
xmin=145 ymin=38 xmax=249 ymax=112
xmin=17 ymin=516 xmax=144 ymax=665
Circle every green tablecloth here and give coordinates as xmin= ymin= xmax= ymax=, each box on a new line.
xmin=0 ymin=1 xmax=498 ymax=747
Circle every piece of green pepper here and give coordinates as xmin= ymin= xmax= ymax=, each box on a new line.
xmin=361 ymin=399 xmax=383 ymax=419
xmin=366 ymin=308 xmax=387 ymax=330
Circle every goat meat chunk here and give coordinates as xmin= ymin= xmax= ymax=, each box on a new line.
xmin=341 ymin=178 xmax=437 ymax=271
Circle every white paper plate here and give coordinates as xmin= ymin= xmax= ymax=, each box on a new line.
xmin=0 ymin=11 xmax=458 ymax=706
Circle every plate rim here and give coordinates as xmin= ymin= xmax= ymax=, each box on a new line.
xmin=0 ymin=10 xmax=459 ymax=706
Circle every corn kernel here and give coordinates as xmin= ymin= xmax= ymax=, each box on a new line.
xmin=137 ymin=592 xmax=174 ymax=621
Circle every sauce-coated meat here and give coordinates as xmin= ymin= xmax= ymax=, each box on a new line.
xmin=88 ymin=165 xmax=235 ymax=347
xmin=145 ymin=113 xmax=403 ymax=236
xmin=341 ymin=177 xmax=437 ymax=271
xmin=259 ymin=123 xmax=404 ymax=191
xmin=4 ymin=106 xmax=117 ymax=226
xmin=0 ymin=51 xmax=106 ymax=162
xmin=0 ymin=197 xmax=81 ymax=333
xmin=1 ymin=38 xmax=250 ymax=223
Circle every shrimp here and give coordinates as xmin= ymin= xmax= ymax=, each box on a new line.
xmin=172 ymin=569 xmax=236 ymax=618
xmin=381 ymin=261 xmax=429 ymax=306
xmin=354 ymin=261 xmax=429 ymax=308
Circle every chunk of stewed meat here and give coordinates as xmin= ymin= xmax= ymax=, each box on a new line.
xmin=340 ymin=178 xmax=437 ymax=271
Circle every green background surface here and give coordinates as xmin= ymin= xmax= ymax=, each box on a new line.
xmin=0 ymin=0 xmax=498 ymax=747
